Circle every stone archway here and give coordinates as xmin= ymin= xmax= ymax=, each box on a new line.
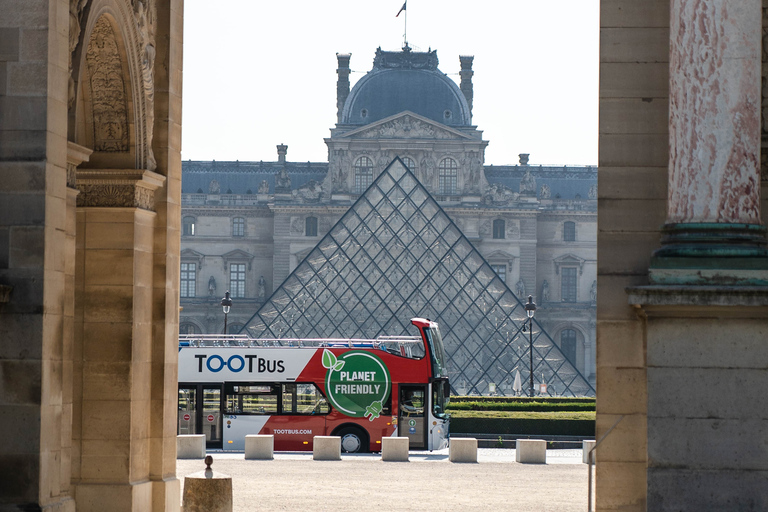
xmin=0 ymin=0 xmax=182 ymax=510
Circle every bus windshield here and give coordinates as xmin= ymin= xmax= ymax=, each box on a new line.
xmin=424 ymin=326 xmax=448 ymax=378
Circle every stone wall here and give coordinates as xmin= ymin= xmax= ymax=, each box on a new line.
xmin=597 ymin=1 xmax=670 ymax=510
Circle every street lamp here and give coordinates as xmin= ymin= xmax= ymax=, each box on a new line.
xmin=220 ymin=291 xmax=232 ymax=334
xmin=524 ymin=295 xmax=537 ymax=398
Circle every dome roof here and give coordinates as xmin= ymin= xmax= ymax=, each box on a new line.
xmin=341 ymin=47 xmax=471 ymax=127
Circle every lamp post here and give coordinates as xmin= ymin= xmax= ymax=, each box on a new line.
xmin=220 ymin=291 xmax=232 ymax=334
xmin=524 ymin=295 xmax=537 ymax=398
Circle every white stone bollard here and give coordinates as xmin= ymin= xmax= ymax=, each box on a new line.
xmin=515 ymin=439 xmax=547 ymax=463
xmin=313 ymin=436 xmax=341 ymax=460
xmin=583 ymin=440 xmax=597 ymax=464
xmin=245 ymin=435 xmax=274 ymax=460
xmin=177 ymin=434 xmax=206 ymax=459
xmin=381 ymin=437 xmax=409 ymax=462
xmin=449 ymin=437 xmax=478 ymax=463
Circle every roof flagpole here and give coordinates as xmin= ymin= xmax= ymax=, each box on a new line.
xmin=396 ymin=1 xmax=407 ymax=48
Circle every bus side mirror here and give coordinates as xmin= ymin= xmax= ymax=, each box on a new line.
xmin=444 ymin=385 xmax=450 ymax=398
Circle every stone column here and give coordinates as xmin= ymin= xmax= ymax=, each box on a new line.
xmin=652 ymin=0 xmax=768 ymax=284
xmin=74 ymin=170 xmax=165 ymax=512
xmin=626 ymin=3 xmax=768 ymax=510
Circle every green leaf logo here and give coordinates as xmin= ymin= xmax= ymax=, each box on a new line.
xmin=324 ymin=351 xmax=391 ymax=419
xmin=322 ymin=349 xmax=337 ymax=369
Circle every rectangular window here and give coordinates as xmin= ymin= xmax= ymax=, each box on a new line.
xmin=233 ymin=217 xmax=245 ymax=237
xmin=305 ymin=217 xmax=318 ymax=237
xmin=230 ymin=263 xmax=246 ymax=298
xmin=563 ymin=221 xmax=576 ymax=241
xmin=180 ymin=263 xmax=196 ymax=298
xmin=490 ymin=264 xmax=506 ymax=283
xmin=561 ymin=267 xmax=577 ymax=302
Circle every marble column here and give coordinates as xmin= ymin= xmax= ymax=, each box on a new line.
xmin=652 ymin=0 xmax=768 ymax=284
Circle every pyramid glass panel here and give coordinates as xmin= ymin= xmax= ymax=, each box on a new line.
xmin=243 ymin=158 xmax=595 ymax=397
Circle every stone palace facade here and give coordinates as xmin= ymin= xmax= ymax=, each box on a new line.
xmin=179 ymin=47 xmax=597 ymax=384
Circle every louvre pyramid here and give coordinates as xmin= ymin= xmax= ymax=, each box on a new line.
xmin=243 ymin=159 xmax=595 ymax=397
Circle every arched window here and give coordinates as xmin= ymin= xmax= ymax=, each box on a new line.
xmin=401 ymin=156 xmax=416 ymax=170
xmin=438 ymin=158 xmax=458 ymax=194
xmin=179 ymin=322 xmax=200 ymax=335
xmin=227 ymin=323 xmax=244 ymax=335
xmin=560 ymin=329 xmax=577 ymax=363
xmin=354 ymin=156 xmax=373 ymax=193
xmin=305 ymin=216 xmax=318 ymax=237
xmin=182 ymin=216 xmax=195 ymax=236
xmin=563 ymin=221 xmax=576 ymax=241
xmin=232 ymin=217 xmax=245 ymax=237
xmin=492 ymin=219 xmax=505 ymax=239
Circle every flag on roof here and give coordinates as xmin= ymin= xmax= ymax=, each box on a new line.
xmin=396 ymin=2 xmax=406 ymax=17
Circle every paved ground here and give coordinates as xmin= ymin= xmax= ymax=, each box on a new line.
xmin=177 ymin=449 xmax=592 ymax=511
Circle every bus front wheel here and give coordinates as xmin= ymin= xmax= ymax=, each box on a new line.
xmin=336 ymin=426 xmax=368 ymax=453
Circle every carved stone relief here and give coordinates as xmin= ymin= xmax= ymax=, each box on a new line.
xmin=86 ymin=16 xmax=130 ymax=153
xmin=76 ymin=169 xmax=165 ymax=211
xmin=482 ymin=183 xmax=519 ymax=206
xmin=68 ymin=0 xmax=89 ymax=109
xmin=290 ymin=217 xmax=303 ymax=235
xmin=293 ymin=180 xmax=324 ymax=203
xmin=133 ymin=0 xmax=157 ymax=171
xmin=540 ymin=184 xmax=551 ymax=199
xmin=357 ymin=115 xmax=457 ymax=140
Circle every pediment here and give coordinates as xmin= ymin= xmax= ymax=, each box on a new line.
xmin=338 ymin=111 xmax=473 ymax=141
xmin=222 ymin=249 xmax=254 ymax=261
xmin=485 ymin=250 xmax=516 ymax=262
xmin=180 ymin=248 xmax=205 ymax=263
xmin=553 ymin=253 xmax=586 ymax=274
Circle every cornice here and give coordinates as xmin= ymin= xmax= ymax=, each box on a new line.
xmin=76 ymin=168 xmax=165 ymax=211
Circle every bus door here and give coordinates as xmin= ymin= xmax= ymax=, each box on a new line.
xmin=398 ymin=384 xmax=427 ymax=449
xmin=178 ymin=384 xmax=224 ymax=449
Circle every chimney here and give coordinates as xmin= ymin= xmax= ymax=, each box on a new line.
xmin=336 ymin=53 xmax=351 ymax=124
xmin=519 ymin=153 xmax=530 ymax=166
xmin=277 ymin=144 xmax=287 ymax=165
xmin=459 ymin=55 xmax=474 ymax=120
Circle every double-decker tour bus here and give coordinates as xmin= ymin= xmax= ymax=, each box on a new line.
xmin=177 ymin=318 xmax=450 ymax=453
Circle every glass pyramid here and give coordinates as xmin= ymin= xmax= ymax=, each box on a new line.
xmin=243 ymin=159 xmax=595 ymax=397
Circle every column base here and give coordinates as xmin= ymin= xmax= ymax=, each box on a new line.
xmin=650 ymin=223 xmax=768 ymax=285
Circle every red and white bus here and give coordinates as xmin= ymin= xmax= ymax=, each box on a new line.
xmin=177 ymin=318 xmax=450 ymax=452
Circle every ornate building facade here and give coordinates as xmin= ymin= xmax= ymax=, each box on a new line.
xmin=179 ymin=47 xmax=597 ymax=385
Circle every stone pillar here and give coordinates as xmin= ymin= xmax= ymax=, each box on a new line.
xmin=652 ymin=0 xmax=768 ymax=284
xmin=336 ymin=53 xmax=351 ymax=123
xmin=626 ymin=2 xmax=768 ymax=510
xmin=74 ymin=170 xmax=165 ymax=512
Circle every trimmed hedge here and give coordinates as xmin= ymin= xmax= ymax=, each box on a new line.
xmin=447 ymin=401 xmax=594 ymax=412
xmin=450 ymin=416 xmax=595 ymax=437
xmin=450 ymin=396 xmax=595 ymax=405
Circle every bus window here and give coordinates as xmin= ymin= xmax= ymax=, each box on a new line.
xmin=225 ymin=384 xmax=278 ymax=414
xmin=432 ymin=380 xmax=449 ymax=419
xmin=282 ymin=383 xmax=297 ymax=414
xmin=288 ymin=383 xmax=330 ymax=415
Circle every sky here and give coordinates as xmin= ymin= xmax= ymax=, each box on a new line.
xmin=181 ymin=1 xmax=599 ymax=167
